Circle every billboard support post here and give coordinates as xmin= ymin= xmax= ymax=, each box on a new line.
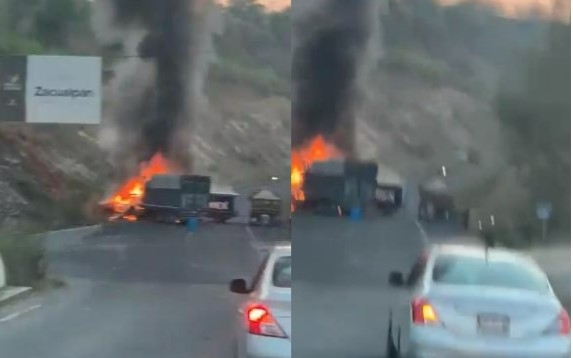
xmin=536 ymin=202 xmax=552 ymax=241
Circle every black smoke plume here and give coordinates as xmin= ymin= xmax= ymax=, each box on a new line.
xmin=105 ymin=0 xmax=196 ymax=171
xmin=292 ymin=0 xmax=380 ymax=157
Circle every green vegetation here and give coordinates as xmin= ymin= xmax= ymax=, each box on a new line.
xmin=496 ymin=20 xmax=570 ymax=231
xmin=0 ymin=0 xmax=290 ymax=93
xmin=0 ymin=0 xmax=95 ymax=55
xmin=209 ymin=58 xmax=289 ymax=96
xmin=383 ymin=47 xmax=452 ymax=85
xmin=0 ymin=228 xmax=47 ymax=287
xmin=212 ymin=0 xmax=290 ymax=95
xmin=381 ymin=0 xmax=547 ymax=94
xmin=382 ymin=0 xmax=570 ymax=240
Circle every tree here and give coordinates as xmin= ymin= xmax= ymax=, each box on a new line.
xmin=496 ymin=20 xmax=570 ymax=228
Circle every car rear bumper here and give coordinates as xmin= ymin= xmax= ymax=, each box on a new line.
xmin=409 ymin=326 xmax=571 ymax=358
xmin=245 ymin=334 xmax=291 ymax=358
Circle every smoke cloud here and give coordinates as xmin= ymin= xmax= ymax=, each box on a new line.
xmin=92 ymin=0 xmax=221 ymax=176
xmin=292 ymin=0 xmax=381 ymax=157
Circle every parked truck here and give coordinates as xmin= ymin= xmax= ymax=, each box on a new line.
xmin=206 ymin=184 xmax=239 ymax=223
xmin=249 ymin=189 xmax=282 ymax=225
xmin=299 ymin=159 xmax=378 ymax=215
xmin=139 ymin=174 xmax=211 ymax=223
xmin=375 ymin=165 xmax=404 ymax=214
xmin=418 ymin=165 xmax=497 ymax=228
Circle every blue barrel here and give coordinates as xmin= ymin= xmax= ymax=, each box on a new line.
xmin=350 ymin=207 xmax=362 ymax=221
xmin=187 ymin=217 xmax=199 ymax=233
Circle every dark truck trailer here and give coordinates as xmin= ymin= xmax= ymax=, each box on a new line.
xmin=205 ymin=184 xmax=239 ymax=223
xmin=417 ymin=165 xmax=497 ymax=227
xmin=300 ymin=159 xmax=378 ymax=215
xmin=375 ymin=184 xmax=403 ymax=214
xmin=139 ymin=174 xmax=211 ymax=223
xmin=249 ymin=189 xmax=282 ymax=226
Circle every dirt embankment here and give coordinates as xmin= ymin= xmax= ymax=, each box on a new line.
xmin=358 ymin=71 xmax=532 ymax=229
xmin=358 ymin=72 xmax=506 ymax=180
xmin=0 ymin=79 xmax=290 ymax=231
xmin=0 ymin=63 xmax=519 ymax=232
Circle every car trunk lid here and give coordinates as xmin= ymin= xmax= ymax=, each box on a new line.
xmin=427 ymin=285 xmax=560 ymax=339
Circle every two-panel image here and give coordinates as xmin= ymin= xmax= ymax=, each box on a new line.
xmin=0 ymin=0 xmax=569 ymax=357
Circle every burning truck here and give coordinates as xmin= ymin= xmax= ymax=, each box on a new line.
xmin=101 ymin=173 xmax=249 ymax=224
xmin=299 ymin=159 xmax=377 ymax=215
xmin=137 ymin=174 xmax=211 ymax=223
xmin=293 ymin=159 xmax=403 ymax=216
xmin=101 ymin=174 xmax=211 ymax=223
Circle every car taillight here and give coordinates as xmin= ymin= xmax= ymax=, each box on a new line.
xmin=411 ymin=297 xmax=439 ymax=325
xmin=543 ymin=307 xmax=570 ymax=336
xmin=559 ymin=308 xmax=570 ymax=335
xmin=245 ymin=303 xmax=287 ymax=338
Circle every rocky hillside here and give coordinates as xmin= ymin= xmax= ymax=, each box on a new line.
xmin=0 ymin=125 xmax=107 ymax=231
xmin=195 ymin=81 xmax=290 ymax=182
xmin=0 ymin=77 xmax=290 ymax=232
xmin=365 ymin=0 xmax=569 ymax=233
xmin=0 ymin=0 xmax=567 ymax=235
xmin=0 ymin=1 xmax=290 ymax=232
xmin=357 ymin=72 xmax=505 ymax=179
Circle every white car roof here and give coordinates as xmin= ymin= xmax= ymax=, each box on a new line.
xmin=257 ymin=243 xmax=291 ymax=294
xmin=270 ymin=242 xmax=291 ymax=255
xmin=429 ymin=243 xmax=539 ymax=267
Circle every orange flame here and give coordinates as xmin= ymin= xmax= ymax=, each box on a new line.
xmin=104 ymin=153 xmax=173 ymax=215
xmin=291 ymin=136 xmax=341 ymax=208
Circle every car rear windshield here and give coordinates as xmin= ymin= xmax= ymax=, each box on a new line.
xmin=272 ymin=256 xmax=291 ymax=288
xmin=432 ymin=254 xmax=549 ymax=293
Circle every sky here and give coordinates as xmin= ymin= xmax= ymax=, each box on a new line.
xmin=255 ymin=0 xmax=568 ymax=21
xmin=440 ymin=0 xmax=568 ymax=21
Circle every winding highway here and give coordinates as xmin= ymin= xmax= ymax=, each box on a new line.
xmin=0 ymin=176 xmax=567 ymax=358
xmin=0 ymin=180 xmax=288 ymax=358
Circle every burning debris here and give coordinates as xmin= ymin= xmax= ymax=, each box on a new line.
xmin=291 ymin=136 xmax=341 ymax=204
xmin=100 ymin=153 xmax=177 ymax=215
xmin=291 ymin=0 xmax=381 ymax=203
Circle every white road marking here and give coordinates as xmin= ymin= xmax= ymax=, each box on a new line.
xmin=0 ymin=304 xmax=42 ymax=323
xmin=415 ymin=220 xmax=429 ymax=243
xmin=244 ymin=226 xmax=260 ymax=251
xmin=245 ymin=226 xmax=270 ymax=258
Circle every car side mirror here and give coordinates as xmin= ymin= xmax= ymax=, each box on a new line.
xmin=388 ymin=271 xmax=404 ymax=287
xmin=229 ymin=279 xmax=250 ymax=294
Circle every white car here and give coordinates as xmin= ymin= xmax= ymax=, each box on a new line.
xmin=230 ymin=243 xmax=291 ymax=358
xmin=389 ymin=244 xmax=571 ymax=358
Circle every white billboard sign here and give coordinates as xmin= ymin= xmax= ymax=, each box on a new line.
xmin=25 ymin=55 xmax=101 ymax=124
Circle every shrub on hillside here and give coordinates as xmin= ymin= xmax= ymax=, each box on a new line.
xmin=0 ymin=231 xmax=47 ymax=287
xmin=209 ymin=59 xmax=289 ymax=97
xmin=383 ymin=48 xmax=450 ymax=85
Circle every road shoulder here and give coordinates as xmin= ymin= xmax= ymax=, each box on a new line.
xmin=0 ymin=287 xmax=32 ymax=307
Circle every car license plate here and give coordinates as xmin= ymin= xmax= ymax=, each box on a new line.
xmin=477 ymin=314 xmax=509 ymax=336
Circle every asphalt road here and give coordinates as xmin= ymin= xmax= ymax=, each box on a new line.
xmin=292 ymin=208 xmax=423 ymax=358
xmin=0 ymin=180 xmax=288 ymax=358
xmin=292 ymin=187 xmax=570 ymax=358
